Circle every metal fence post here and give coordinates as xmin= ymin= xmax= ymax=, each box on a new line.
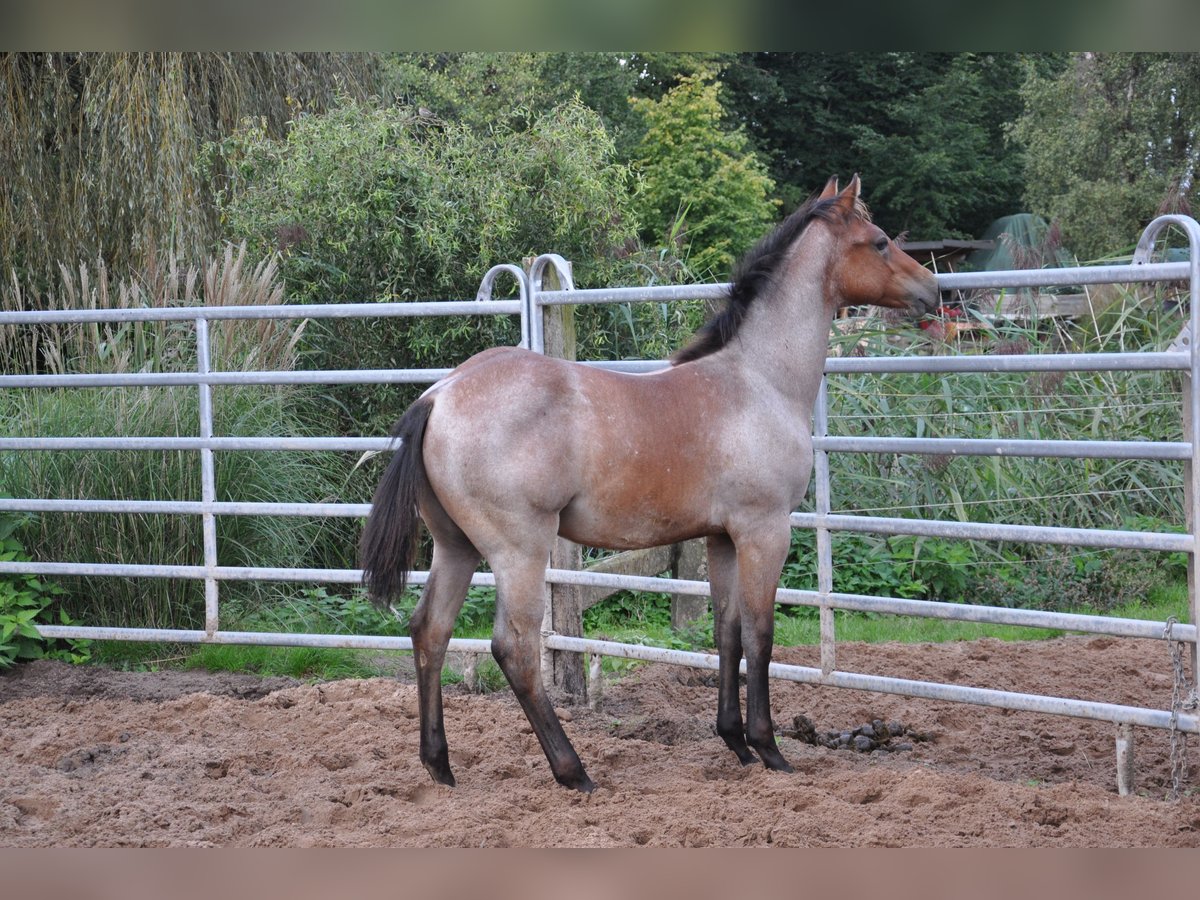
xmin=1184 ymin=338 xmax=1200 ymax=716
xmin=814 ymin=375 xmax=836 ymax=678
xmin=194 ymin=316 xmax=220 ymax=636
xmin=1179 ymin=245 xmax=1200 ymax=725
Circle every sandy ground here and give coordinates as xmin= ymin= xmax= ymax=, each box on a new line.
xmin=2 ymin=635 xmax=1199 ymax=847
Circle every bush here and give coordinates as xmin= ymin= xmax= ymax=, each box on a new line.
xmin=0 ymin=513 xmax=88 ymax=667
xmin=630 ymin=71 xmax=778 ymax=278
xmin=213 ymin=97 xmax=641 ymax=435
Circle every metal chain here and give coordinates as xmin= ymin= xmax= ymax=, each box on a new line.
xmin=1164 ymin=617 xmax=1199 ymax=800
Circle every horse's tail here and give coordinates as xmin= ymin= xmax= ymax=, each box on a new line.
xmin=360 ymin=397 xmax=435 ymax=608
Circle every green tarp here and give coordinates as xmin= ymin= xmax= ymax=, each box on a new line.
xmin=965 ymin=213 xmax=1075 ymax=271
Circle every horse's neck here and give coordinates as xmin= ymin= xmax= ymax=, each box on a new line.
xmin=726 ymin=233 xmax=838 ymax=417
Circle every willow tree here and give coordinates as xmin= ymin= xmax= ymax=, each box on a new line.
xmin=0 ymin=52 xmax=380 ymax=289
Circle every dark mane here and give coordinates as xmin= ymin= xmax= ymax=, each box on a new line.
xmin=670 ymin=192 xmax=863 ymax=366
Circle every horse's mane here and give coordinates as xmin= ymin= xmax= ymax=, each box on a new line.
xmin=670 ymin=190 xmax=870 ymax=366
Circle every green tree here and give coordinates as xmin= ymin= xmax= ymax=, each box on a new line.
xmin=1011 ymin=52 xmax=1200 ymax=260
xmin=630 ymin=71 xmax=778 ymax=276
xmin=0 ymin=52 xmax=380 ymax=288
xmin=720 ymin=52 xmax=1054 ymax=239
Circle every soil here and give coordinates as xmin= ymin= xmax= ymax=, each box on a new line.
xmin=2 ymin=635 xmax=1199 ymax=847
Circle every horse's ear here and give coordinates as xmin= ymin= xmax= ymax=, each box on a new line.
xmin=832 ymin=173 xmax=862 ymax=218
xmin=818 ymin=175 xmax=839 ymax=200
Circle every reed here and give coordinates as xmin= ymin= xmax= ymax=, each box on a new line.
xmin=784 ymin=284 xmax=1190 ymax=611
xmin=0 ymin=246 xmax=358 ymax=628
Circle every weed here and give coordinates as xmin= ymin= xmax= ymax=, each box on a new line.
xmin=0 ymin=514 xmax=88 ymax=667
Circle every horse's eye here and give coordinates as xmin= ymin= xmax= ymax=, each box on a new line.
xmin=874 ymin=237 xmax=890 ymax=254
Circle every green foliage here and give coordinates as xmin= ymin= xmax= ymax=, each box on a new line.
xmin=185 ymin=584 xmax=498 ymax=680
xmin=184 ymin=643 xmax=383 ymax=680
xmin=720 ymin=52 xmax=1053 ymax=239
xmin=584 ymin=590 xmax=714 ymax=654
xmin=385 ymin=52 xmax=722 ymax=163
xmin=630 ymin=71 xmax=778 ymax=277
xmin=585 ymin=590 xmax=673 ymax=633
xmin=232 ymin=586 xmax=402 ymax=637
xmin=772 ymin=585 xmax=1189 ymax=647
xmin=387 ymin=585 xmax=497 ymax=638
xmin=1012 ymin=52 xmax=1200 ymax=260
xmin=783 ymin=532 xmax=969 ymax=603
xmin=387 ymin=52 xmax=561 ymax=130
xmin=0 ymin=516 xmax=88 ymax=667
xmin=848 ymin=54 xmax=1031 ymax=239
xmin=214 ymin=96 xmax=638 ymax=433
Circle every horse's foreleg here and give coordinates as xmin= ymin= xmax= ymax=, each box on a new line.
xmin=734 ymin=523 xmax=794 ymax=773
xmin=410 ymin=541 xmax=480 ymax=787
xmin=491 ymin=558 xmax=595 ymax=793
xmin=707 ymin=533 xmax=756 ymax=766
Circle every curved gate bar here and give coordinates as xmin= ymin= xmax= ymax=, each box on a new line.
xmin=1134 ymin=214 xmax=1200 ymax=698
xmin=475 ymin=263 xmax=531 ymax=349
xmin=526 ymin=253 xmax=576 ymax=355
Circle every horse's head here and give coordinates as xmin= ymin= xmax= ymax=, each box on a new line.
xmin=818 ymin=175 xmax=939 ymax=317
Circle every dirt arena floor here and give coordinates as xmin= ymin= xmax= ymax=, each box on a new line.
xmin=2 ymin=635 xmax=1199 ymax=847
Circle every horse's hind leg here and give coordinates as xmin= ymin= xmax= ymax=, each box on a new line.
xmin=410 ymin=537 xmax=481 ymax=787
xmin=707 ymin=533 xmax=757 ymax=766
xmin=490 ymin=552 xmax=594 ymax=793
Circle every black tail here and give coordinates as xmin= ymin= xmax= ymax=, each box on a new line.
xmin=360 ymin=398 xmax=435 ymax=608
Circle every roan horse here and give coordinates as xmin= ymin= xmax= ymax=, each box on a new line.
xmin=361 ymin=175 xmax=938 ymax=792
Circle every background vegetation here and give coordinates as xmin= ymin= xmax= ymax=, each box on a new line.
xmin=2 ymin=51 xmax=1198 ymax=671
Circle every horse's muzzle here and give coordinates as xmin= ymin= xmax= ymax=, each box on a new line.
xmin=907 ymin=273 xmax=941 ymax=317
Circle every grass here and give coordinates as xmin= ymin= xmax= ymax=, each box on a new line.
xmin=87 ymin=636 xmax=390 ymax=680
xmin=773 ymin=580 xmax=1188 ymax=647
xmin=73 ymin=577 xmax=1190 ymax=683
xmin=181 ymin=643 xmax=386 ymax=680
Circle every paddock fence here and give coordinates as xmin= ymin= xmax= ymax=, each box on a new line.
xmin=3 ymin=219 xmax=1199 ymax=792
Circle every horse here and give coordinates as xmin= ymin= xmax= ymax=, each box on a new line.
xmin=360 ymin=175 xmax=938 ymax=792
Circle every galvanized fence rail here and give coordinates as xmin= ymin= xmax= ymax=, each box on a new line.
xmin=4 ymin=228 xmax=1200 ymax=781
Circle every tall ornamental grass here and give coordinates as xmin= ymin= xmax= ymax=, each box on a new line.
xmin=0 ymin=245 xmax=357 ymax=629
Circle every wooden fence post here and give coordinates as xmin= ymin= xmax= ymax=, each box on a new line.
xmin=527 ymin=257 xmax=587 ymax=702
xmin=670 ymin=539 xmax=709 ymax=629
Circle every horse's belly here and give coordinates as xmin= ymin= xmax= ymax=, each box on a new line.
xmin=557 ymin=494 xmax=717 ymax=550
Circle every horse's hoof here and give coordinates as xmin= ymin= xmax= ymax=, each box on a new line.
xmin=423 ymin=761 xmax=456 ymax=787
xmin=557 ymin=772 xmax=596 ymax=793
xmin=720 ymin=735 xmax=759 ymax=767
xmin=758 ymin=750 xmax=794 ymax=774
